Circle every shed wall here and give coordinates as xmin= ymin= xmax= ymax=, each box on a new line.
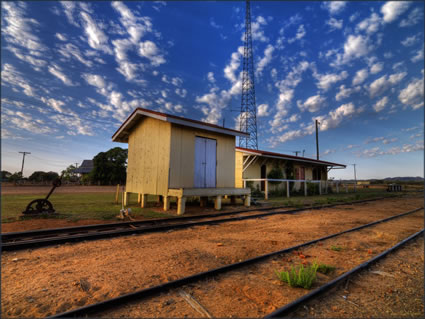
xmin=126 ymin=117 xmax=171 ymax=196
xmin=169 ymin=125 xmax=235 ymax=188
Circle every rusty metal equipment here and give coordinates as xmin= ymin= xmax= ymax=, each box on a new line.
xmin=22 ymin=173 xmax=64 ymax=215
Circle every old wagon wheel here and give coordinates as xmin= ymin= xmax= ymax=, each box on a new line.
xmin=22 ymin=199 xmax=55 ymax=215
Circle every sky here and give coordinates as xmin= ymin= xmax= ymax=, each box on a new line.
xmin=1 ymin=1 xmax=424 ymax=180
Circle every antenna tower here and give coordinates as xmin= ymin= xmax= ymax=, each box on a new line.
xmin=238 ymin=0 xmax=258 ymax=150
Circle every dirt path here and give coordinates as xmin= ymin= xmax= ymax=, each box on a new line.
xmin=1 ymin=197 xmax=423 ymax=318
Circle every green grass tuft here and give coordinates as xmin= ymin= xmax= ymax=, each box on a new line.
xmin=330 ymin=245 xmax=342 ymax=251
xmin=275 ymin=262 xmax=319 ymax=289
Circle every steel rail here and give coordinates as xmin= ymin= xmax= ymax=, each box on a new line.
xmin=264 ymin=228 xmax=424 ymax=318
xmin=47 ymin=206 xmax=423 ymax=318
xmin=2 ymin=196 xmax=401 ymax=251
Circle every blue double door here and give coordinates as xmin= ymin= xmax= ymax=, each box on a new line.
xmin=194 ymin=137 xmax=217 ymax=188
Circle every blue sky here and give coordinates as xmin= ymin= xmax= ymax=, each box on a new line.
xmin=1 ymin=1 xmax=424 ymax=180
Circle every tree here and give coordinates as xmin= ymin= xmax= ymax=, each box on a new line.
xmin=1 ymin=170 xmax=12 ymax=181
xmin=9 ymin=172 xmax=22 ymax=183
xmin=61 ymin=165 xmax=77 ymax=182
xmin=89 ymin=147 xmax=128 ymax=185
xmin=29 ymin=171 xmax=59 ymax=183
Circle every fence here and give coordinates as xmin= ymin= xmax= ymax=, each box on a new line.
xmin=242 ymin=178 xmax=358 ymax=199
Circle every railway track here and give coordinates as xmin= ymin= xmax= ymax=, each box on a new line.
xmin=2 ymin=196 xmax=400 ymax=251
xmin=46 ymin=206 xmax=423 ymax=318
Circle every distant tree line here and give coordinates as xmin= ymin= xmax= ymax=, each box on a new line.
xmin=2 ymin=147 xmax=128 ymax=186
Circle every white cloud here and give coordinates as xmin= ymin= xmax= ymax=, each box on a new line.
xmin=270 ymin=61 xmax=310 ymax=132
xmin=398 ymin=77 xmax=424 ymax=110
xmin=297 ymin=95 xmax=326 ymax=113
xmin=60 ymin=2 xmax=80 ymax=27
xmin=139 ymin=40 xmax=166 ymax=66
xmin=322 ymin=2 xmax=347 ymax=15
xmin=272 ymin=103 xmax=357 ymax=144
xmin=327 ymin=17 xmax=343 ymax=31
xmin=41 ymin=97 xmax=66 ymax=113
xmin=224 ymin=46 xmax=244 ymax=83
xmin=359 ymin=142 xmax=423 ymax=158
xmin=368 ymin=72 xmax=407 ymax=98
xmin=411 ymin=45 xmax=424 ymax=63
xmin=250 ymin=16 xmax=269 ymax=42
xmin=342 ymin=34 xmax=373 ymax=63
xmin=356 ymin=13 xmax=382 ymax=34
xmin=48 ymin=64 xmax=75 ymax=86
xmin=381 ymin=1 xmax=411 ymax=24
xmin=257 ymin=104 xmax=270 ymax=117
xmin=256 ymin=44 xmax=274 ymax=76
xmin=2 ymin=63 xmax=36 ymax=97
xmin=400 ymin=7 xmax=423 ymax=27
xmin=58 ymin=43 xmax=93 ymax=67
xmin=401 ymin=34 xmax=419 ymax=47
xmin=80 ymin=11 xmax=111 ymax=54
xmin=6 ymin=46 xmax=47 ymax=71
xmin=313 ymin=70 xmax=348 ymax=91
xmin=352 ymin=68 xmax=368 ymax=85
xmin=207 ymin=72 xmax=215 ymax=84
xmin=287 ymin=24 xmax=306 ymax=44
xmin=2 ymin=2 xmax=47 ymax=53
xmin=370 ymin=62 xmax=384 ymax=74
xmin=171 ymin=77 xmax=183 ymax=87
xmin=55 ymin=33 xmax=67 ymax=41
xmin=373 ymin=96 xmax=388 ymax=112
xmin=175 ymin=88 xmax=187 ymax=98
xmin=335 ymin=85 xmax=360 ymax=101
xmin=210 ymin=18 xmax=222 ymax=29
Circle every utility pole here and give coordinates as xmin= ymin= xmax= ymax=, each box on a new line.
xmin=19 ymin=151 xmax=31 ymax=177
xmin=293 ymin=151 xmax=301 ymax=156
xmin=302 ymin=149 xmax=305 ymax=157
xmin=315 ymin=120 xmax=320 ymax=160
xmin=351 ymin=164 xmax=357 ymax=193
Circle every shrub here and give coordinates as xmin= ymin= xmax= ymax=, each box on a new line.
xmin=267 ymin=167 xmax=284 ymax=185
xmin=330 ymin=245 xmax=342 ymax=251
xmin=275 ymin=262 xmax=319 ymax=289
xmin=308 ymin=183 xmax=319 ymax=195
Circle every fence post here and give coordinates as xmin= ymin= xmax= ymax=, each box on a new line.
xmin=115 ymin=184 xmax=120 ymax=204
xmin=265 ymin=179 xmax=268 ymax=200
xmin=243 ymin=180 xmax=246 ymax=188
xmin=286 ymin=181 xmax=290 ymax=198
xmin=319 ymin=181 xmax=322 ymax=195
xmin=304 ymin=181 xmax=307 ymax=196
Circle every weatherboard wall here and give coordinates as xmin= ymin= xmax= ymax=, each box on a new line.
xmin=169 ymin=124 xmax=236 ymax=189
xmin=126 ymin=117 xmax=171 ymax=196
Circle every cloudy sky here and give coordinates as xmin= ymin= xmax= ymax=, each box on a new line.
xmin=2 ymin=1 xmax=424 ymax=179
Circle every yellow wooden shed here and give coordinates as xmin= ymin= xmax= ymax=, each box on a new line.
xmin=112 ymin=108 xmax=251 ymax=214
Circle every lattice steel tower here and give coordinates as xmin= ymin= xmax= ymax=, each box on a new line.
xmin=238 ymin=0 xmax=258 ymax=150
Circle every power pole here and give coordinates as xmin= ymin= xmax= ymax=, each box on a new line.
xmin=350 ymin=163 xmax=357 ymax=193
xmin=302 ymin=149 xmax=305 ymax=157
xmin=315 ymin=120 xmax=320 ymax=160
xmin=19 ymin=151 xmax=31 ymax=177
xmin=293 ymin=151 xmax=301 ymax=156
xmin=238 ymin=0 xmax=258 ymax=150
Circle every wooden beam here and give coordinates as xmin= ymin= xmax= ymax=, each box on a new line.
xmin=141 ymin=194 xmax=148 ymax=208
xmin=177 ymin=197 xmax=186 ymax=215
xmin=214 ymin=195 xmax=222 ymax=210
xmin=163 ymin=196 xmax=170 ymax=211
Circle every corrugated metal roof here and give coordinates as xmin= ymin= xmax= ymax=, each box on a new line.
xmin=74 ymin=160 xmax=94 ymax=174
xmin=112 ymin=107 xmax=250 ymax=143
xmin=236 ymin=147 xmax=346 ymax=168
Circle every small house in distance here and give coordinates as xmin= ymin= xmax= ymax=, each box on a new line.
xmin=112 ymin=108 xmax=251 ymax=215
xmin=73 ymin=160 xmax=94 ymax=177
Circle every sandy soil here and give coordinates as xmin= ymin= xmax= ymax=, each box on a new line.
xmin=1 ymin=196 xmax=423 ymax=318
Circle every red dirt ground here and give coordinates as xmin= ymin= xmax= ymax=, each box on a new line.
xmin=1 ymin=196 xmax=423 ymax=318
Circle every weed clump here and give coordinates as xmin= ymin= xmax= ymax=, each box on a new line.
xmin=330 ymin=245 xmax=342 ymax=251
xmin=275 ymin=262 xmax=319 ymax=289
xmin=317 ymin=263 xmax=336 ymax=274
